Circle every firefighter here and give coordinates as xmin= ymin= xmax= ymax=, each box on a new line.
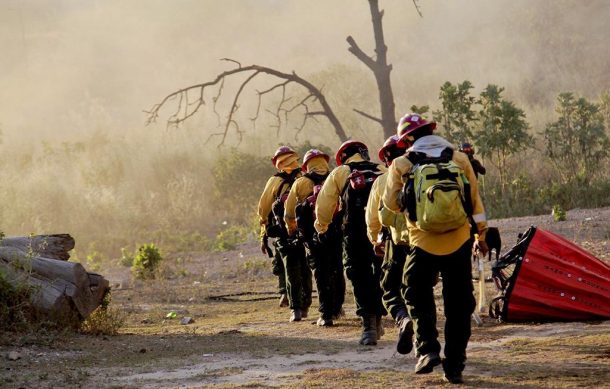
xmin=459 ymin=142 xmax=486 ymax=178
xmin=315 ymin=140 xmax=386 ymax=345
xmin=284 ymin=149 xmax=344 ymax=326
xmin=257 ymin=146 xmax=311 ymax=321
xmin=383 ymin=114 xmax=489 ymax=384
xmin=365 ymin=135 xmax=414 ymax=354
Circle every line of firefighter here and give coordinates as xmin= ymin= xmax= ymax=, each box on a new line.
xmin=257 ymin=113 xmax=489 ymax=385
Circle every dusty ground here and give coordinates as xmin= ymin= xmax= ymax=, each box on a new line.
xmin=2 ymin=207 xmax=610 ymax=388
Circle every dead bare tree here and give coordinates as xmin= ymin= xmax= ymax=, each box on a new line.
xmin=347 ymin=0 xmax=398 ymax=139
xmin=147 ymin=1 xmax=423 ymax=144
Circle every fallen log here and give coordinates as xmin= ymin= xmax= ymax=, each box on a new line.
xmin=0 ymin=234 xmax=109 ymax=323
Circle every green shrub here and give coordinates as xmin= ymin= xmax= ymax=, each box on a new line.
xmin=0 ymin=270 xmax=32 ymax=330
xmin=131 ymin=243 xmax=163 ymax=280
xmin=552 ymin=204 xmax=567 ymax=222
xmin=213 ymin=225 xmax=252 ymax=252
xmin=119 ymin=247 xmax=134 ymax=267
xmin=241 ymin=258 xmax=270 ymax=277
xmin=85 ymin=251 xmax=104 ymax=272
xmin=80 ymin=293 xmax=125 ymax=335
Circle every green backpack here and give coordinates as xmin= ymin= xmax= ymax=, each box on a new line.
xmin=401 ymin=148 xmax=472 ymax=233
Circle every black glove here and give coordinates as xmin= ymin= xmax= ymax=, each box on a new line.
xmin=260 ymin=235 xmax=273 ymax=258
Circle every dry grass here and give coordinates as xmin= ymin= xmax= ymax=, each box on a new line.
xmin=2 ymin=211 xmax=610 ymax=388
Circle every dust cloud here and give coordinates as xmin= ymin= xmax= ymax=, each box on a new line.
xmin=0 ymin=0 xmax=607 ymax=143
xmin=0 ymin=0 xmax=607 ymax=255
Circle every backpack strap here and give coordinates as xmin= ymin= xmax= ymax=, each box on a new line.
xmin=273 ymin=170 xmax=300 ymax=199
xmin=304 ymin=172 xmax=329 ymax=186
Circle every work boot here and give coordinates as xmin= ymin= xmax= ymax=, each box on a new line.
xmin=414 ymin=352 xmax=441 ymax=374
xmin=332 ymin=308 xmax=345 ymax=320
xmin=396 ymin=317 xmax=414 ymax=355
xmin=442 ymin=360 xmax=464 ymax=384
xmin=289 ymin=309 xmax=302 ymax=322
xmin=359 ymin=314 xmax=377 ymax=346
xmin=443 ymin=372 xmax=464 ymax=385
xmin=316 ymin=317 xmax=333 ymax=327
xmin=376 ymin=315 xmax=385 ymax=340
xmin=278 ymin=294 xmax=289 ymax=308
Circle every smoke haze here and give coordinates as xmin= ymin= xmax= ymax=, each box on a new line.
xmin=0 ymin=1 xmax=608 ymax=256
xmin=1 ymin=0 xmax=607 ymax=145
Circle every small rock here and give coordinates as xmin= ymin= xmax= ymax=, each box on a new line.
xmin=180 ymin=317 xmax=195 ymax=325
xmin=139 ymin=348 xmax=147 ymax=354
xmin=193 ymin=281 xmax=201 ymax=285
xmin=7 ymin=352 xmax=21 ymax=361
xmin=141 ymin=318 xmax=152 ymax=324
xmin=188 ymin=297 xmax=195 ymax=302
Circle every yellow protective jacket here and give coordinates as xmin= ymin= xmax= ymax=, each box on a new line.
xmin=314 ymin=154 xmax=386 ymax=234
xmin=257 ymin=170 xmax=302 ymax=238
xmin=382 ymin=146 xmax=487 ymax=256
xmin=365 ymin=172 xmax=409 ymax=245
xmin=283 ymin=157 xmax=330 ymax=235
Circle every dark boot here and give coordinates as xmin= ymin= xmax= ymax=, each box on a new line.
xmin=316 ymin=317 xmax=333 ymax=327
xmin=376 ymin=315 xmax=385 ymax=340
xmin=359 ymin=314 xmax=377 ymax=346
xmin=290 ymin=309 xmax=302 ymax=322
xmin=396 ymin=316 xmax=414 ymax=355
xmin=414 ymin=352 xmax=441 ymax=374
xmin=442 ymin=359 xmax=464 ymax=384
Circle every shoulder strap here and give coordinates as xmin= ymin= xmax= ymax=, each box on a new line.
xmin=273 ymin=170 xmax=300 ymax=199
xmin=304 ymin=172 xmax=329 ymax=186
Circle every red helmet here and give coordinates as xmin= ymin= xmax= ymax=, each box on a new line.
xmin=335 ymin=140 xmax=369 ymax=166
xmin=459 ymin=142 xmax=475 ymax=155
xmin=302 ymin=149 xmax=330 ymax=171
xmin=271 ymin=146 xmax=296 ymax=166
xmin=397 ymin=113 xmax=436 ymax=143
xmin=378 ymin=135 xmax=406 ymax=165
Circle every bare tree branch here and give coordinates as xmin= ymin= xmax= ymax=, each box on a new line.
xmin=346 ymin=36 xmax=376 ymax=71
xmin=146 ymin=60 xmax=348 ymax=145
xmin=412 ymin=0 xmax=423 ymax=18
xmin=220 ymin=58 xmax=242 ymax=68
xmin=353 ymin=108 xmax=383 ymax=125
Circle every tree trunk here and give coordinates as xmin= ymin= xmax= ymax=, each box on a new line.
xmin=0 ymin=234 xmax=109 ymax=322
xmin=347 ymin=0 xmax=397 ymax=139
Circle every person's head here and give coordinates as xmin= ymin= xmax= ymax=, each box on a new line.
xmin=335 ymin=140 xmax=369 ymax=166
xmin=396 ymin=113 xmax=436 ymax=146
xmin=378 ymin=135 xmax=407 ymax=167
xmin=271 ymin=146 xmax=299 ymax=172
xmin=301 ymin=149 xmax=330 ymax=173
xmin=459 ymin=142 xmax=475 ymax=156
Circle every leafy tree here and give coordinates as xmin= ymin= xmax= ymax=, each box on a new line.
xmin=433 ymin=81 xmax=477 ymax=144
xmin=410 ymin=104 xmax=430 ymax=115
xmin=544 ymin=92 xmax=609 ymax=184
xmin=475 ymin=84 xmax=532 ymax=193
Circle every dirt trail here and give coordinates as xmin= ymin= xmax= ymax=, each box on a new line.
xmin=2 ymin=207 xmax=610 ymax=388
